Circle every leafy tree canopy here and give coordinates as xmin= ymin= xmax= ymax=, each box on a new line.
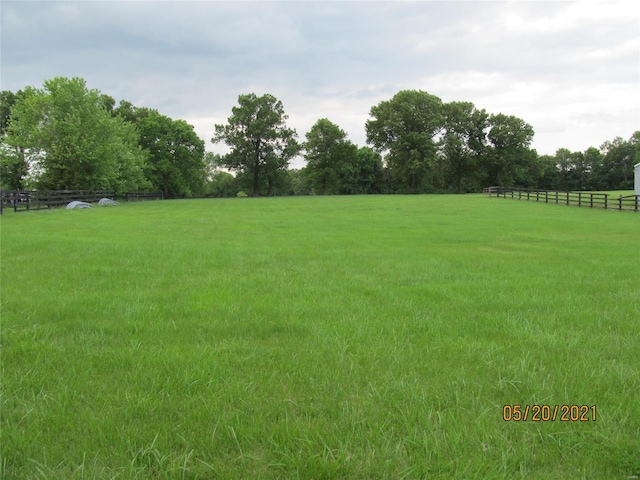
xmin=366 ymin=90 xmax=445 ymax=192
xmin=213 ymin=93 xmax=300 ymax=196
xmin=304 ymin=118 xmax=357 ymax=195
xmin=136 ymin=110 xmax=205 ymax=198
xmin=1 ymin=77 xmax=149 ymax=194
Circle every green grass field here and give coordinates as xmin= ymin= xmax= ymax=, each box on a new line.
xmin=1 ymin=195 xmax=639 ymax=479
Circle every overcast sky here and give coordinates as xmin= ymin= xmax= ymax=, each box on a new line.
xmin=1 ymin=0 xmax=639 ymax=167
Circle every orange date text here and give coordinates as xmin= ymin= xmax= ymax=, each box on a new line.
xmin=502 ymin=404 xmax=596 ymax=422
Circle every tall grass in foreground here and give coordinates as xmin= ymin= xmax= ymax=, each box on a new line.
xmin=1 ymin=195 xmax=639 ymax=479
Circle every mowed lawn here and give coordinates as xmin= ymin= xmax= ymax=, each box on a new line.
xmin=1 ymin=195 xmax=639 ymax=479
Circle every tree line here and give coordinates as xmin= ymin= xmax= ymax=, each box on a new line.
xmin=1 ymin=77 xmax=638 ymax=198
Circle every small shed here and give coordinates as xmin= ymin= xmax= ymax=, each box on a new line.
xmin=635 ymin=163 xmax=640 ymax=196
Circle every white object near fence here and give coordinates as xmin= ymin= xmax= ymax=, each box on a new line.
xmin=98 ymin=198 xmax=119 ymax=206
xmin=66 ymin=201 xmax=93 ymax=209
xmin=635 ymin=163 xmax=640 ymax=195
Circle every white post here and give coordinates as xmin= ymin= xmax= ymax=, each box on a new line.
xmin=635 ymin=163 xmax=640 ymax=196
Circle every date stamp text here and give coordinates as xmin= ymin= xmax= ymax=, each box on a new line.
xmin=503 ymin=404 xmax=597 ymax=422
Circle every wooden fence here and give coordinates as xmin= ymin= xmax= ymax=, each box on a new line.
xmin=125 ymin=191 xmax=164 ymax=202
xmin=484 ymin=186 xmax=639 ymax=212
xmin=0 ymin=190 xmax=164 ymax=213
xmin=0 ymin=190 xmax=115 ymax=213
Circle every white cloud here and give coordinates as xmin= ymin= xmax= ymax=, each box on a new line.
xmin=1 ymin=0 xmax=638 ymax=160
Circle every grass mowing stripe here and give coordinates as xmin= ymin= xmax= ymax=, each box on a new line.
xmin=1 ymin=195 xmax=639 ymax=479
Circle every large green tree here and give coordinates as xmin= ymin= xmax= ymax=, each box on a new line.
xmin=212 ymin=93 xmax=300 ymax=196
xmin=366 ymin=90 xmax=444 ymax=193
xmin=596 ymin=133 xmax=639 ymax=190
xmin=437 ymin=101 xmax=488 ymax=193
xmin=0 ymin=89 xmax=30 ymax=189
xmin=304 ymin=118 xmax=357 ymax=195
xmin=1 ymin=77 xmax=149 ymax=194
xmin=555 ymin=148 xmax=590 ymax=191
xmin=136 ymin=111 xmax=205 ymax=198
xmin=1 ymin=90 xmax=19 ymax=137
xmin=482 ymin=113 xmax=535 ymax=186
xmin=340 ymin=146 xmax=384 ymax=194
xmin=113 ymin=101 xmax=206 ymax=198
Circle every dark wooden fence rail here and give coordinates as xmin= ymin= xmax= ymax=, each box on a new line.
xmin=125 ymin=191 xmax=164 ymax=202
xmin=484 ymin=186 xmax=639 ymax=212
xmin=1 ymin=190 xmax=164 ymax=213
xmin=1 ymin=190 xmax=116 ymax=213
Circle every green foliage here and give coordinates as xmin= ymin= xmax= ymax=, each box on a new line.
xmin=0 ymin=149 xmax=29 ymax=190
xmin=597 ymin=134 xmax=638 ymax=190
xmin=365 ymin=90 xmax=635 ymax=193
xmin=213 ymin=93 xmax=300 ymax=196
xmin=535 ymin=132 xmax=639 ymax=192
xmin=112 ymin=102 xmax=206 ymax=198
xmin=339 ymin=146 xmax=384 ymax=194
xmin=287 ymin=168 xmax=313 ymax=196
xmin=206 ymin=171 xmax=238 ymax=198
xmin=366 ymin=90 xmax=444 ymax=193
xmin=135 ymin=111 xmax=205 ymax=198
xmin=1 ymin=87 xmax=42 ymax=189
xmin=3 ymin=78 xmax=636 ymax=197
xmin=483 ymin=113 xmax=535 ymax=187
xmin=113 ymin=100 xmax=154 ymax=124
xmin=1 ymin=77 xmax=149 ymax=195
xmin=435 ymin=102 xmax=488 ymax=192
xmin=0 ymin=89 xmax=19 ymax=136
xmin=304 ymin=118 xmax=357 ymax=195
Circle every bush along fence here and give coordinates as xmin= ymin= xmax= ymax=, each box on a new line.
xmin=0 ymin=190 xmax=164 ymax=214
xmin=483 ymin=186 xmax=639 ymax=212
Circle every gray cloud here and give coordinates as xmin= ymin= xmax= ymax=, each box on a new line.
xmin=2 ymin=0 xmax=638 ymax=159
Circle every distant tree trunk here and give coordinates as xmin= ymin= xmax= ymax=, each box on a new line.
xmin=252 ymin=152 xmax=260 ymax=197
xmin=409 ymin=173 xmax=416 ymax=194
xmin=267 ymin=174 xmax=274 ymax=196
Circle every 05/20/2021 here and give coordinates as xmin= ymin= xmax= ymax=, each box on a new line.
xmin=503 ymin=404 xmax=596 ymax=422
